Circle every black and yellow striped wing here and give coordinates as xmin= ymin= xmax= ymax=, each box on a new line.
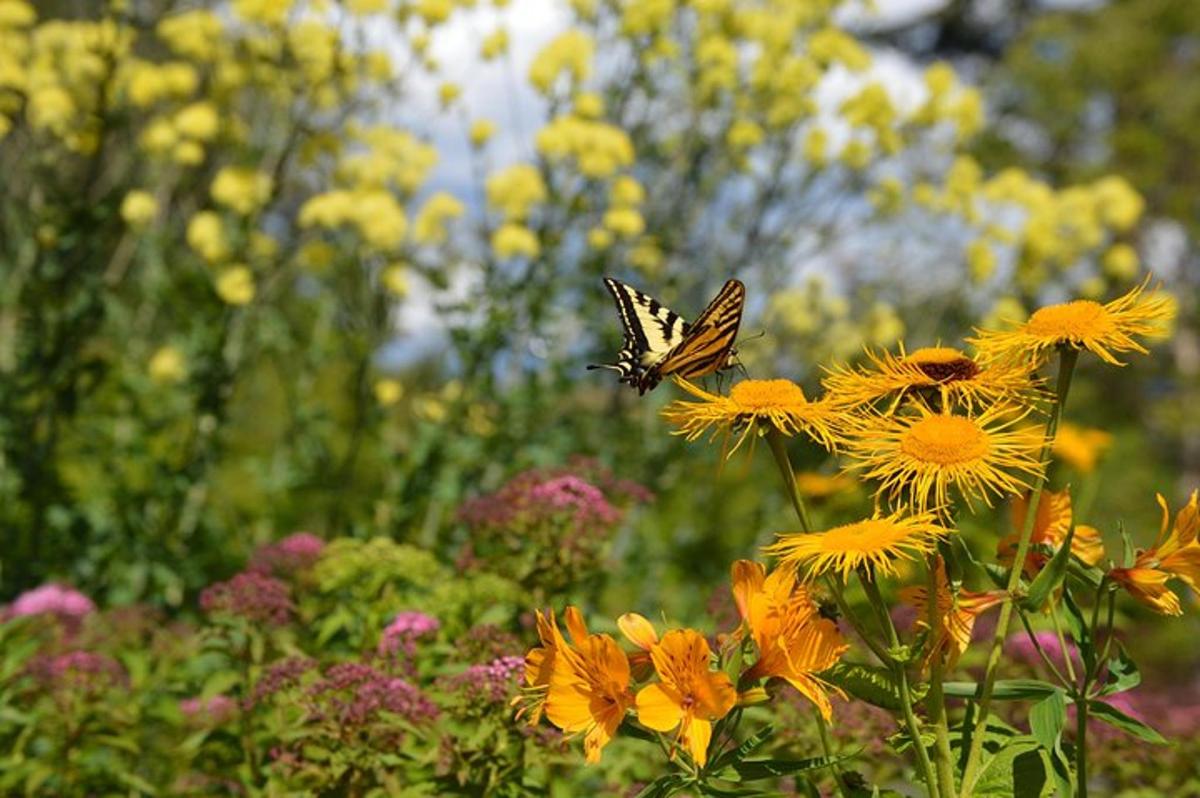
xmin=643 ymin=279 xmax=744 ymax=391
xmin=588 ymin=278 xmax=690 ymax=388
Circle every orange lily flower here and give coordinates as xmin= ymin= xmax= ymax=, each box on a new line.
xmin=901 ymin=559 xmax=1005 ymax=669
xmin=730 ymin=560 xmax=848 ymax=720
xmin=998 ymin=488 xmax=1105 ymax=576
xmin=517 ymin=607 xmax=634 ymax=762
xmin=1111 ymin=491 xmax=1200 ymax=616
xmin=635 ymin=628 xmax=737 ymax=766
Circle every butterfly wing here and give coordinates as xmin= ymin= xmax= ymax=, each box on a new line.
xmin=588 ymin=278 xmax=689 ymax=386
xmin=639 ymin=279 xmax=745 ymax=391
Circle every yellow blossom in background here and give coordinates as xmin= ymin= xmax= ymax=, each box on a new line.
xmin=491 ymin=223 xmax=540 ymax=259
xmin=438 ymin=82 xmax=460 ymax=107
xmin=602 ymin=208 xmax=644 ymax=238
xmin=120 ymin=191 xmax=158 ymax=227
xmin=998 ymin=489 xmax=1105 ymax=577
xmin=1092 ymin=175 xmax=1145 ymax=232
xmin=1111 ymin=492 xmax=1200 ymax=616
xmin=0 ymin=0 xmax=35 ymax=27
xmin=536 ymin=115 xmax=634 ymax=178
xmin=249 ymin=232 xmax=279 ymax=261
xmin=841 ymin=139 xmax=872 ymax=170
xmin=726 ymin=119 xmax=764 ymax=151
xmin=1052 ymin=422 xmax=1113 ymax=474
xmin=802 ymin=127 xmax=827 ymax=166
xmin=807 ymin=27 xmax=870 ymax=70
xmin=966 ymin=239 xmax=997 ymax=282
xmin=767 ymin=509 xmax=949 ymax=582
xmin=845 ymin=404 xmax=1045 ymax=512
xmin=970 ymin=279 xmax=1175 ymax=366
xmin=529 ymin=29 xmax=593 ymax=93
xmin=346 ymin=0 xmax=390 ymax=14
xmin=215 ymin=266 xmax=256 ymax=306
xmin=148 ymin=346 xmax=187 ymax=384
xmin=609 ymin=176 xmax=644 ymax=207
xmin=573 ymin=91 xmax=604 ymax=118
xmin=173 ymin=140 xmax=206 ymax=166
xmin=412 ymin=192 xmax=464 ymax=244
xmin=174 ymin=102 xmax=219 ymax=141
xmin=1102 ymin=244 xmax=1139 ymax=281
xmin=635 ymin=628 xmax=736 ymax=766
xmin=663 ymin=378 xmax=842 ymax=455
xmin=186 ymin=211 xmax=229 ymax=262
xmin=470 ymin=119 xmax=496 ymax=147
xmin=211 ymin=167 xmax=273 ymax=215
xmin=157 ymin=9 xmax=224 ymax=61
xmin=381 ymin=263 xmax=408 ymax=297
xmin=795 ymin=471 xmax=858 ymax=501
xmin=480 ymin=27 xmax=508 ymax=60
xmin=299 ymin=189 xmax=408 ymax=251
xmin=339 ymin=127 xmax=437 ymax=194
xmin=373 ymin=378 xmax=403 ymax=406
xmin=486 ymin=164 xmax=547 ymax=220
xmin=416 ymin=0 xmax=453 ymax=25
xmin=232 ymin=0 xmax=293 ymax=25
xmin=587 ymin=227 xmax=612 ymax=250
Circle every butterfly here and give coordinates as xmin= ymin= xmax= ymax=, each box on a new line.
xmin=589 ymin=277 xmax=746 ymax=394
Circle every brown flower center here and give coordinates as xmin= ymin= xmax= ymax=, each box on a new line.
xmin=900 ymin=416 xmax=989 ymax=465
xmin=905 ymin=347 xmax=981 ymax=383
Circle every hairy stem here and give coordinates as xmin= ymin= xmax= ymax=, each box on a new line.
xmin=925 ymin=555 xmax=957 ymax=798
xmin=959 ymin=347 xmax=1079 ymax=796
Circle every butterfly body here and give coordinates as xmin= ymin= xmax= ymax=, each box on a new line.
xmin=590 ymin=278 xmax=745 ymax=394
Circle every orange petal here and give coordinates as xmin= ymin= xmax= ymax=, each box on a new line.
xmin=618 ymin=613 xmax=659 ymax=651
xmin=683 ymin=716 xmax=713 ymax=765
xmin=564 ymin=606 xmax=589 ymax=645
xmin=730 ymin=560 xmax=765 ymax=622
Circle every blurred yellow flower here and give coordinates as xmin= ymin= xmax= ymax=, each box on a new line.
xmin=485 ymin=164 xmax=547 ymax=220
xmin=726 ymin=119 xmax=764 ymax=151
xmin=535 ymin=115 xmax=634 ymax=178
xmin=416 ymin=0 xmax=453 ymax=25
xmin=412 ymin=191 xmax=464 ymax=245
xmin=1051 ymin=422 xmax=1112 ymax=474
xmin=174 ymin=102 xmax=219 ymax=141
xmin=148 ymin=346 xmax=187 ymax=384
xmin=157 ymin=9 xmax=224 ymax=61
xmin=1102 ymin=244 xmax=1139 ymax=281
xmin=299 ymin=189 xmax=407 ymax=251
xmin=186 ymin=211 xmax=229 ymax=262
xmin=211 ymin=167 xmax=273 ymax=215
xmin=470 ymin=119 xmax=496 ymax=147
xmin=845 ymin=404 xmax=1044 ymax=512
xmin=120 ymin=191 xmax=158 ymax=227
xmin=573 ymin=91 xmax=604 ymax=119
xmin=528 ymin=29 xmax=593 ymax=93
xmin=601 ymin=208 xmax=644 ymax=238
xmin=215 ymin=266 xmax=255 ymax=306
xmin=1111 ymin=492 xmax=1200 ymax=616
xmin=970 ymin=280 xmax=1175 ymax=366
xmin=609 ymin=175 xmax=644 ymax=207
xmin=802 ymin=127 xmax=827 ymax=166
xmin=438 ymin=81 xmax=460 ymax=107
xmin=795 ymin=471 xmax=858 ymax=500
xmin=381 ymin=263 xmax=408 ymax=297
xmin=662 ymin=378 xmax=842 ymax=455
xmin=1092 ymin=176 xmax=1145 ymax=232
xmin=766 ymin=509 xmax=949 ymax=582
xmin=966 ymin=239 xmax=997 ymax=282
xmin=173 ymin=140 xmax=206 ymax=166
xmin=346 ymin=0 xmax=389 ymax=13
xmin=0 ymin=1 xmax=35 ymax=27
xmin=480 ymin=27 xmax=508 ymax=60
xmin=491 ymin=223 xmax=540 ymax=259
xmin=373 ymin=378 xmax=403 ymax=406
xmin=808 ymin=27 xmax=870 ymax=70
xmin=232 ymin=0 xmax=292 ymax=26
xmin=586 ymin=227 xmax=612 ymax=250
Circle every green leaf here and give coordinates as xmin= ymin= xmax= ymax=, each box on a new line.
xmin=1029 ymin=689 xmax=1066 ymax=754
xmin=1022 ymin=526 xmax=1075 ymax=612
xmin=1087 ymin=700 xmax=1168 ymax=744
xmin=618 ymin=719 xmax=659 ymax=744
xmin=1099 ymin=644 xmax=1141 ymax=696
xmin=823 ymin=663 xmax=920 ymax=712
xmin=973 ymin=739 xmax=1052 ymax=798
xmin=732 ymin=751 xmax=859 ymax=781
xmin=709 ymin=724 xmax=774 ymax=771
xmin=697 ymin=784 xmax=766 ymax=797
xmin=943 ymin=679 xmax=1059 ymax=701
xmin=634 ymin=774 xmax=691 ymax=798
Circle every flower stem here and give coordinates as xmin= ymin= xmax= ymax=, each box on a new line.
xmin=958 ymin=347 xmax=1079 ymax=797
xmin=1075 ymin=696 xmax=1089 ymax=798
xmin=925 ymin=555 xmax=957 ymax=798
xmin=1049 ymin=599 xmax=1078 ymax=684
xmin=860 ymin=572 xmax=940 ymax=798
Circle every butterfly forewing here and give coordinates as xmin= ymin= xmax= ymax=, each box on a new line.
xmin=641 ymin=279 xmax=745 ymax=389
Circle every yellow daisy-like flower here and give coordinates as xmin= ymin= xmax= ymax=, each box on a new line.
xmin=1052 ymin=422 xmax=1113 ymax=474
xmin=764 ymin=509 xmax=950 ymax=582
xmin=845 ymin=404 xmax=1045 ymax=512
xmin=823 ymin=344 xmax=1038 ymax=412
xmin=795 ymin=471 xmax=859 ymax=501
xmin=662 ymin=378 xmax=842 ymax=455
xmin=969 ymin=279 xmax=1174 ymax=366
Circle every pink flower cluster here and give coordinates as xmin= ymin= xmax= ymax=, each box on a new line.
xmin=200 ymin=571 xmax=294 ymax=625
xmin=27 ymin=651 xmax=125 ymax=692
xmin=307 ymin=662 xmax=439 ymax=727
xmin=180 ymin=694 xmax=239 ymax=726
xmin=249 ymin=656 xmax=318 ymax=707
xmin=378 ymin=611 xmax=439 ymax=657
xmin=6 ymin=583 xmax=95 ymax=622
xmin=443 ymin=655 xmax=525 ymax=705
xmin=249 ymin=532 xmax=325 ymax=576
xmin=458 ymin=469 xmax=623 ymax=534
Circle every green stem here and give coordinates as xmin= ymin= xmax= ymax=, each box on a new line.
xmin=1075 ymin=696 xmax=1089 ymax=798
xmin=925 ymin=555 xmax=957 ymax=798
xmin=860 ymin=573 xmax=940 ymax=798
xmin=959 ymin=347 xmax=1079 ymax=797
xmin=763 ymin=428 xmax=849 ymax=798
xmin=1016 ymin=610 xmax=1070 ymax=686
xmin=1049 ymin=599 xmax=1078 ymax=684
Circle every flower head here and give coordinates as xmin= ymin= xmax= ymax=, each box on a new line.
xmin=1110 ymin=491 xmax=1200 ymax=616
xmin=730 ymin=561 xmax=848 ymax=719
xmin=7 ymin=583 xmax=95 ymax=622
xmin=969 ymin=280 xmax=1174 ymax=366
xmin=822 ymin=344 xmax=1037 ymax=412
xmin=378 ymin=611 xmax=440 ymax=658
xmin=662 ymin=378 xmax=842 ymax=455
xmin=765 ymin=509 xmax=949 ymax=582
xmin=997 ymin=489 xmax=1105 ymax=577
xmin=900 ymin=559 xmax=1004 ymax=669
xmin=635 ymin=628 xmax=737 ymax=765
xmin=249 ymin=532 xmax=325 ymax=576
xmin=844 ymin=404 xmax=1044 ymax=512
xmin=199 ymin=571 xmax=294 ymax=625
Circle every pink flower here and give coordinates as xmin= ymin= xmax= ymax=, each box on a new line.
xmin=8 ymin=583 xmax=95 ymax=621
xmin=249 ymin=532 xmax=325 ymax=576
xmin=307 ymin=662 xmax=439 ymax=727
xmin=378 ymin=611 xmax=439 ymax=657
xmin=200 ymin=571 xmax=294 ymax=625
xmin=442 ymin=655 xmax=525 ymax=704
xmin=180 ymin=694 xmax=239 ymax=726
